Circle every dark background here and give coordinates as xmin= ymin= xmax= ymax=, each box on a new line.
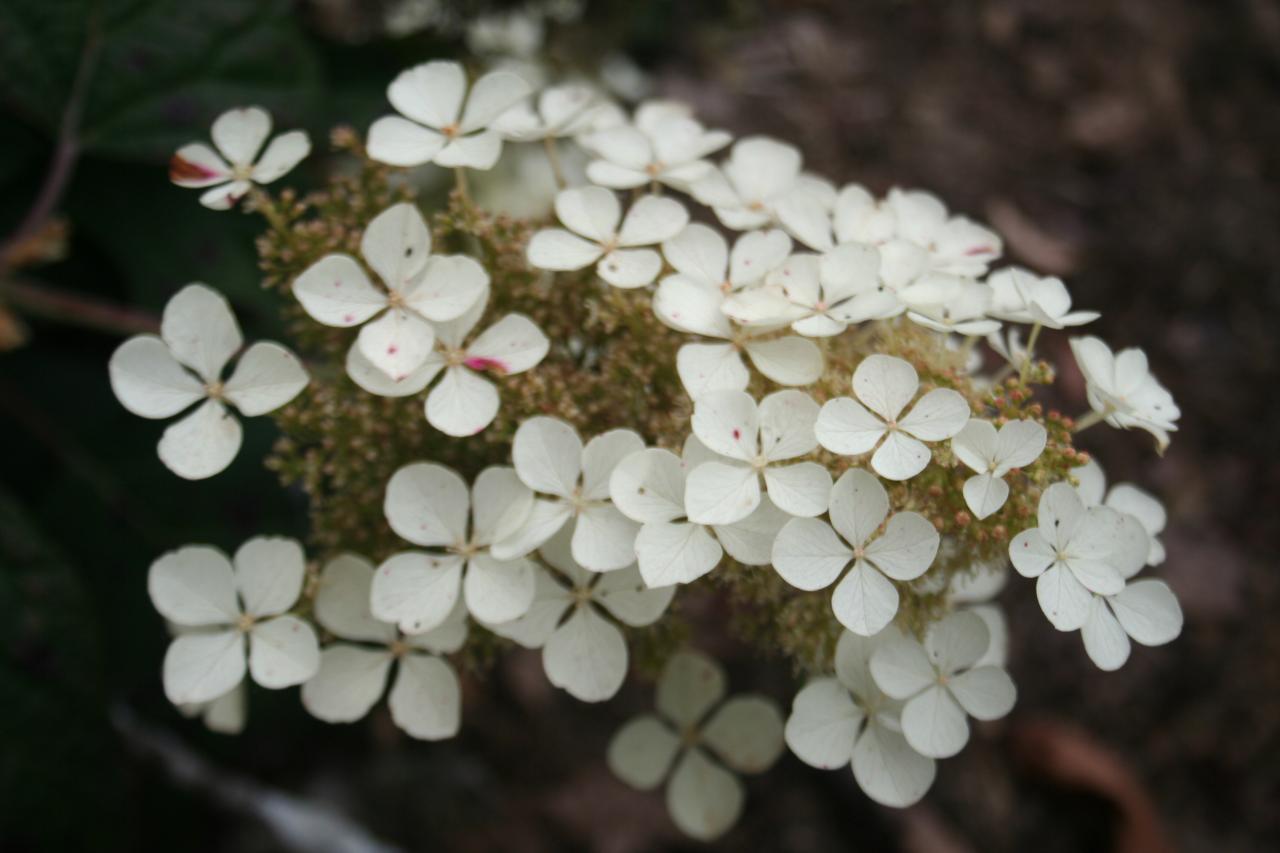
xmin=1 ymin=1 xmax=1277 ymax=850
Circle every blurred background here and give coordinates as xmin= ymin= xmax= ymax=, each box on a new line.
xmin=1 ymin=1 xmax=1277 ymax=850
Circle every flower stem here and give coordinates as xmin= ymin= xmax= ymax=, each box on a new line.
xmin=0 ymin=277 xmax=159 ymax=336
xmin=1072 ymin=409 xmax=1107 ymax=433
xmin=249 ymin=188 xmax=292 ymax=240
xmin=1019 ymin=321 xmax=1043 ymax=382
xmin=454 ymin=167 xmax=471 ymax=206
xmin=543 ymin=137 xmax=566 ymax=189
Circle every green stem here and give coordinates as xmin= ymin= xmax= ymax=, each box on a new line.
xmin=454 ymin=167 xmax=471 ymax=206
xmin=543 ymin=137 xmax=566 ymax=189
xmin=1072 ymin=409 xmax=1108 ymax=433
xmin=1019 ymin=321 xmax=1043 ymax=382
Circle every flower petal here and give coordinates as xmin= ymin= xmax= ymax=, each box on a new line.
xmin=691 ymin=389 xmax=758 ymax=461
xmin=947 ymin=666 xmax=1016 ymax=720
xmin=460 ymin=70 xmax=532 ymax=133
xmin=654 ymin=274 xmax=731 ymax=337
xmin=370 ymin=552 xmax=464 ymax=634
xmin=163 ymin=630 xmax=245 ymax=705
xmin=109 ymin=335 xmax=204 ymax=419
xmin=234 ymin=536 xmax=306 ymax=618
xmin=762 ymin=462 xmax=831 ymax=517
xmin=161 ymin=283 xmax=242 ymax=382
xmin=157 ymin=399 xmax=242 ymax=480
xmin=963 ymin=472 xmax=1010 ymax=520
xmin=899 ymin=388 xmax=970 ymax=442
xmin=384 ymin=462 xmax=470 ymax=548
xmin=361 ymin=202 xmax=432 ymax=294
xmin=714 ymin=495 xmax=789 ymax=565
xmin=658 ymin=650 xmax=727 ymax=726
xmin=388 ymin=61 xmax=465 ymax=128
xmin=313 ymin=554 xmax=397 ymax=643
xmin=865 ymin=511 xmax=940 ymax=581
xmin=758 ymin=388 xmax=819 ymax=461
xmin=785 ymin=678 xmax=862 ymax=770
xmin=1081 ymin=596 xmax=1131 ymax=671
xmin=463 ymin=554 xmax=536 ymax=624
xmin=771 ymin=517 xmax=852 ymax=591
xmin=221 ymin=342 xmax=308 ymax=416
xmin=356 ymin=308 xmax=436 ymax=381
xmin=869 ymin=632 xmax=935 ymax=700
xmin=389 ymin=654 xmax=461 ymax=740
xmin=666 ymin=748 xmax=744 ymax=842
xmin=684 ymin=461 xmax=760 ymax=526
xmin=870 ymin=430 xmax=931 ymax=481
xmin=248 ymin=615 xmax=320 ymax=688
xmin=1036 ymin=564 xmax=1093 ymax=631
xmin=149 ymin=545 xmax=239 ymax=627
xmin=598 ymin=248 xmax=662 ymax=288
xmin=1009 ymin=528 xmax=1055 ymax=578
xmin=543 ymin=605 xmax=628 ymax=702
xmin=661 ymin=223 xmax=728 ymax=285
xmin=832 ymin=561 xmax=899 ymax=636
xmin=703 ymin=695 xmax=785 ymax=773
xmin=291 ymin=254 xmax=388 ymax=327
xmin=900 ymin=685 xmax=969 ymax=759
xmin=169 ymin=143 xmax=231 ymax=187
xmin=301 ymin=645 xmax=392 ymax=723
xmin=1109 ymin=579 xmax=1182 ymax=647
xmin=609 ymin=448 xmax=685 ymax=523
xmin=251 ymin=130 xmax=310 ymax=183
xmin=527 ymin=228 xmax=603 ymax=270
xmin=743 ymin=336 xmax=824 ymax=386
xmin=513 ymin=416 xmax=583 ymax=497
xmin=483 ymin=566 xmax=571 ymax=648
xmin=594 ymin=564 xmax=676 ymax=626
xmin=815 ymin=397 xmax=886 ymax=456
xmin=827 ymin=468 xmax=889 ymax=549
xmin=367 ymin=115 xmax=446 ymax=166
xmin=556 ymin=185 xmax=620 ymax=241
xmin=635 ymin=521 xmax=723 ymax=587
xmin=582 ymin=429 xmax=646 ymax=500
xmin=853 ymin=355 xmax=919 ymax=422
xmin=466 ymin=313 xmax=548 ymax=375
xmin=677 ymin=343 xmax=749 ymax=397
xmin=617 ymin=196 xmax=690 ymax=247
xmin=924 ymin=610 xmax=990 ymax=674
xmin=607 ymin=715 xmax=681 ymax=790
xmin=852 ymin=722 xmax=937 ymax=808
xmin=426 ymin=366 xmax=499 ymax=436
xmin=211 ymin=106 xmax=270 ymax=166
xmin=573 ymin=504 xmax=640 ymax=572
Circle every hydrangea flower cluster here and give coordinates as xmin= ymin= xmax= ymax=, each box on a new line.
xmin=114 ymin=60 xmax=1184 ymax=840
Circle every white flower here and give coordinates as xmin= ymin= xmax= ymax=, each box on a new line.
xmin=785 ymin=630 xmax=936 ymax=807
xmin=303 ymin=554 xmax=465 ymax=740
xmin=367 ymin=60 xmax=531 ymax=169
xmin=869 ymin=611 xmax=1016 ymax=758
xmin=904 ymin=276 xmax=1002 ymax=337
xmin=1008 ymin=482 xmax=1149 ymax=630
xmin=987 ymin=267 xmax=1098 ymax=329
xmin=722 ymin=244 xmax=895 ymax=335
xmin=581 ymin=100 xmax=731 ymax=191
xmin=178 ymin=682 xmax=247 ymax=735
xmin=148 ymin=537 xmax=319 ymax=705
xmin=986 ymin=326 xmax=1028 ymax=366
xmin=685 ymin=389 xmax=832 ymax=524
xmin=691 ymin=136 xmax=835 ymax=251
xmin=526 ymin=186 xmax=689 ymax=287
xmin=345 ymin=287 xmax=549 ymax=436
xmin=1069 ymin=336 xmax=1180 ymax=450
xmin=508 ymin=417 xmax=645 ymax=571
xmin=1079 ymin=578 xmax=1183 ymax=672
xmin=371 ymin=463 xmax=537 ymax=633
xmin=772 ymin=469 xmax=939 ymax=636
xmin=292 ymin=203 xmax=488 ymax=381
xmin=1073 ymin=459 xmax=1167 ymax=565
xmin=487 ymin=528 xmax=674 ymax=702
xmin=815 ymin=354 xmax=970 ymax=481
xmin=609 ymin=436 xmax=790 ymax=587
xmin=832 ymin=184 xmax=897 ymax=245
xmin=950 ymin=418 xmax=1048 ymax=519
xmin=108 ymin=284 xmax=308 ymax=480
xmin=169 ymin=106 xmax=310 ymax=210
xmin=653 ymin=224 xmax=822 ymax=396
xmin=837 ymin=187 xmax=1001 ymax=278
xmin=607 ymin=650 xmax=784 ymax=841
xmin=492 ymin=82 xmax=615 ymax=141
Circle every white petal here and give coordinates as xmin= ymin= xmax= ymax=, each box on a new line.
xmin=598 ymin=248 xmax=662 ymax=288
xmin=762 ymin=462 xmax=831 ymax=517
xmin=405 ymin=255 xmax=489 ymax=322
xmin=869 ymin=632 xmax=936 ymax=700
xmin=1109 ymin=579 xmax=1183 ymax=646
xmin=994 ymin=419 xmax=1048 ymax=471
xmin=899 ymin=388 xmax=970 ymax=442
xmin=815 ymin=397 xmax=886 ymax=456
xmin=248 ymin=615 xmax=320 ymax=688
xmin=832 ymin=561 xmax=900 ymax=636
xmin=947 ymin=666 xmax=1016 ymax=720
xmin=617 ymin=196 xmax=689 ymax=247
xmin=703 ymin=695 xmax=785 ymax=773
xmin=163 ymin=630 xmax=246 ymax=705
xmin=313 ymin=554 xmax=397 ymax=643
xmin=834 ymin=629 xmax=880 ymax=698
xmin=434 ymin=130 xmax=503 ymax=169
xmin=157 ymin=399 xmax=242 ymax=480
xmin=356 ymin=308 xmax=436 ymax=381
xmin=586 ymin=160 xmax=649 ymax=188
xmin=1036 ymin=564 xmax=1094 ymax=631
xmin=666 ymin=748 xmax=744 ymax=842
xmin=969 ymin=603 xmax=1009 ymax=669
xmin=460 ymin=70 xmax=532 ymax=132
xmin=389 ymin=655 xmax=461 ymax=740
xmin=691 ymin=389 xmax=758 ymax=461
xmin=770 ymin=517 xmax=852 ymax=591
xmin=654 ymin=274 xmax=731 ymax=337
xmin=388 ymin=61 xmax=465 ymax=128
xmin=199 ymin=683 xmax=247 ymax=734
xmin=951 ymin=419 xmax=998 ymax=473
xmin=426 ymin=366 xmax=499 ymax=436
xmin=1009 ymin=528 xmax=1056 ymax=578
xmin=924 ymin=610 xmax=990 ymax=674
xmin=610 ymin=448 xmax=685 ymax=523
xmin=233 ymin=536 xmax=305 ymax=617
xmin=362 ymin=203 xmax=433 ymax=291
xmin=662 ymin=222 xmax=728 ymax=284
xmin=714 ymin=496 xmax=789 ymax=565
xmin=543 ymin=605 xmax=628 ymax=702
xmin=865 ymin=512 xmax=939 ymax=581
xmin=684 ymin=461 xmax=760 ymax=526
xmin=211 ymin=106 xmax=270 ymax=166
xmin=635 ymin=521 xmax=722 ymax=587
xmin=657 ymin=650 xmax=727 ymax=726
xmin=582 ymin=429 xmax=646 ymax=500
xmin=556 ymin=185 xmax=621 ymax=241
xmin=1081 ymin=597 xmax=1131 ymax=671
xmin=827 ymin=468 xmax=889 ymax=549
xmin=743 ymin=336 xmax=824 ymax=386
xmin=149 ymin=545 xmax=239 ymax=627
xmin=472 ymin=466 xmax=535 ymax=546
xmin=489 ymin=498 xmax=572 ymax=562
xmin=483 ymin=566 xmax=571 ymax=648
xmin=169 ymin=143 xmax=231 ymax=187
xmin=463 ymin=554 xmax=535 ymax=624
xmin=367 ymin=115 xmax=446 ymax=166
xmin=161 ymin=283 xmax=242 ymax=382
xmin=900 ymin=685 xmax=969 ymax=759
xmin=852 ymin=723 xmax=937 ymax=808
xmin=758 ymin=388 xmax=820 ymax=461
xmin=198 ymin=180 xmax=252 ymax=210
xmin=594 ymin=564 xmax=676 ymax=626
xmin=785 ymin=678 xmax=862 ymax=769
xmin=677 ymin=343 xmax=749 ymax=397
xmin=776 ymin=187 xmax=834 ymax=251
xmin=108 ymin=335 xmax=203 ymax=418
xmin=466 ymin=313 xmax=549 ymax=375
xmin=1039 ymin=481 xmax=1087 ymax=548
xmin=527 ymin=228 xmax=603 ymax=270
xmin=870 ymin=430 xmax=931 ymax=481
xmin=291 ymin=254 xmax=387 ymax=327
xmin=251 ymin=130 xmax=310 ymax=183
xmin=301 ymin=645 xmax=392 ymax=723
xmin=607 ymin=715 xmax=681 ymax=790
xmin=406 ymin=595 xmax=470 ymax=654
xmin=222 ymin=342 xmax=308 ymax=416
xmin=384 ymin=462 xmax=469 ymax=547
xmin=370 ymin=552 xmax=464 ymax=634
xmin=963 ymin=473 xmax=1010 ymax=520
xmin=513 ymin=416 xmax=582 ymax=497
xmin=572 ymin=504 xmax=640 ymax=572
xmin=853 ymin=355 xmax=919 ymax=422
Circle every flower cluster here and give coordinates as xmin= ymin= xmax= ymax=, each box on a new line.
xmin=115 ymin=57 xmax=1183 ymax=841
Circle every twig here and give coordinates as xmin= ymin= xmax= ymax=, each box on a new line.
xmin=542 ymin=137 xmax=566 ymax=189
xmin=0 ymin=277 xmax=159 ymax=336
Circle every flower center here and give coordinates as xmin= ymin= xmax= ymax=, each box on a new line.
xmin=205 ymin=380 xmax=225 ymax=400
xmin=389 ymin=639 xmax=410 ymax=658
xmin=235 ymin=613 xmax=255 ymax=633
xmin=441 ymin=123 xmax=460 ymax=139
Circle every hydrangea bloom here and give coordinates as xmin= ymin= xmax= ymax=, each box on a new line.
xmin=108 ymin=284 xmax=308 ymax=479
xmin=685 ymin=389 xmax=832 ymax=524
xmin=526 ymin=186 xmax=689 ymax=287
xmin=170 ymin=106 xmax=311 ymax=209
xmin=950 ymin=418 xmax=1048 ymax=519
xmin=785 ymin=630 xmax=936 ymax=807
xmin=367 ymin=61 xmax=532 ymax=169
xmin=772 ymin=469 xmax=939 ymax=636
xmin=1070 ymin=336 xmax=1181 ymax=450
xmin=303 ymin=555 xmax=465 ymax=740
xmin=486 ymin=529 xmax=673 ymax=702
xmin=149 ymin=537 xmax=319 ymax=705
xmin=869 ymin=611 xmax=1016 ymax=758
xmin=1074 ymin=459 xmax=1167 ymax=565
xmin=581 ymin=100 xmax=731 ymax=191
xmin=607 ymin=651 xmax=784 ymax=841
xmin=815 ymin=354 xmax=970 ymax=481
xmin=492 ymin=82 xmax=615 ymax=142
xmin=988 ymin=267 xmax=1099 ymax=329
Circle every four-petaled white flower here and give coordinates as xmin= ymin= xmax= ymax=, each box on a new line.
xmin=303 ymin=554 xmax=465 ymax=740
xmin=950 ymin=418 xmax=1048 ymax=519
xmin=785 ymin=630 xmax=936 ymax=807
xmin=904 ymin=276 xmax=1002 ymax=337
xmin=868 ymin=611 xmax=1016 ymax=758
xmin=1009 ymin=482 xmax=1148 ymax=631
xmin=1070 ymin=336 xmax=1180 ymax=451
xmin=607 ymin=650 xmax=784 ymax=841
xmin=170 ymin=106 xmax=311 ymax=210
xmin=292 ymin=203 xmax=488 ymax=381
xmin=492 ymin=83 xmax=615 ymax=141
xmin=345 ymin=287 xmax=549 ymax=436
xmin=1073 ymin=459 xmax=1166 ymax=566
xmin=108 ymin=284 xmax=308 ymax=480
xmin=487 ymin=528 xmax=674 ymax=702
xmin=581 ymin=100 xmax=731 ymax=191
xmin=509 ymin=417 xmax=645 ymax=571
xmin=609 ymin=436 xmax=789 ymax=587
xmin=367 ymin=60 xmax=531 ymax=169
xmin=686 ymin=389 xmax=832 ymax=524
xmin=772 ymin=469 xmax=939 ymax=636
xmin=526 ymin=186 xmax=689 ymax=287
xmin=149 ymin=537 xmax=320 ymax=705
xmin=815 ymin=354 xmax=970 ymax=481
xmin=653 ymin=224 xmax=822 ymax=396
xmin=371 ymin=463 xmax=537 ymax=633
xmin=988 ymin=267 xmax=1098 ymax=328
xmin=1080 ymin=578 xmax=1183 ymax=672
